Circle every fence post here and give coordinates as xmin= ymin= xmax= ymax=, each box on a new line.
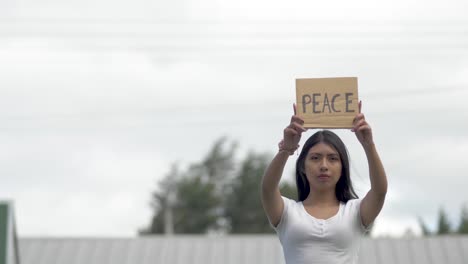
xmin=0 ymin=202 xmax=20 ymax=264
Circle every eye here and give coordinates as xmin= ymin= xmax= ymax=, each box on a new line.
xmin=329 ymin=155 xmax=340 ymax=161
xmin=310 ymin=155 xmax=319 ymax=160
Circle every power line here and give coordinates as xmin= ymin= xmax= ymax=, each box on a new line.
xmin=1 ymin=17 xmax=468 ymax=25
xmin=2 ymin=31 xmax=467 ymax=38
xmin=1 ymin=43 xmax=467 ymax=52
xmin=0 ymin=86 xmax=465 ymax=123
xmin=2 ymin=18 xmax=467 ymax=53
xmin=2 ymin=18 xmax=467 ymax=37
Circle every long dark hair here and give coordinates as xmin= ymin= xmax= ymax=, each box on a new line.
xmin=295 ymin=130 xmax=358 ymax=203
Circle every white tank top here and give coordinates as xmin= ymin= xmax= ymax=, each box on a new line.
xmin=272 ymin=196 xmax=371 ymax=264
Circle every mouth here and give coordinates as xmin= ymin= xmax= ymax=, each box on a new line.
xmin=317 ymin=174 xmax=331 ymax=181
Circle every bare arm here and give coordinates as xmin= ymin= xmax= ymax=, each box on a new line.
xmin=261 ymin=151 xmax=290 ymax=227
xmin=360 ymin=143 xmax=387 ymax=227
xmin=261 ymin=104 xmax=306 ymax=227
xmin=352 ymin=101 xmax=388 ymax=227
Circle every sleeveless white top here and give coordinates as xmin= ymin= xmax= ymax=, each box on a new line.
xmin=272 ymin=196 xmax=371 ymax=264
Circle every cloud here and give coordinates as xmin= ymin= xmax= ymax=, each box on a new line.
xmin=2 ymin=143 xmax=167 ymax=236
xmin=1 ymin=0 xmax=468 ymax=237
xmin=4 ymin=0 xmax=468 ymax=22
xmin=0 ymin=40 xmax=287 ymax=121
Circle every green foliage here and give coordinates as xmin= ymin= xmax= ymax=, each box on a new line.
xmin=457 ymin=204 xmax=468 ymax=234
xmin=145 ymin=137 xmax=386 ymax=235
xmin=224 ymin=151 xmax=274 ymax=233
xmin=141 ymin=173 xmax=221 ymax=234
xmin=199 ymin=137 xmax=237 ymax=182
xmin=436 ymin=207 xmax=451 ymax=235
xmin=139 ymin=163 xmax=180 ymax=235
xmin=415 ymin=204 xmax=468 ymax=236
xmin=142 ymin=138 xmax=237 ymax=234
xmin=280 ymin=181 xmax=298 ymax=201
xmin=141 ymin=208 xmax=165 ymax=234
xmin=143 ymin=137 xmax=468 ymax=236
xmin=172 ymin=175 xmax=220 ymax=233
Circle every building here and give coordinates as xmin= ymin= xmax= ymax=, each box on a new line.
xmin=18 ymin=235 xmax=468 ymax=264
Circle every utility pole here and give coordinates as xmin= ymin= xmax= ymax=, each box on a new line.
xmin=164 ymin=192 xmax=175 ymax=235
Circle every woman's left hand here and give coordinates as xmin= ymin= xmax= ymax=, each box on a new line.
xmin=352 ymin=101 xmax=374 ymax=148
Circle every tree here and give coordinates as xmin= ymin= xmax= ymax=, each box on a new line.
xmin=193 ymin=137 xmax=238 ymax=233
xmin=280 ymin=180 xmax=298 ymax=201
xmin=196 ymin=137 xmax=237 ymax=185
xmin=171 ymin=175 xmax=220 ymax=233
xmin=223 ymin=151 xmax=303 ymax=233
xmin=141 ymin=137 xmax=237 ymax=235
xmin=140 ymin=163 xmax=180 ymax=234
xmin=418 ymin=217 xmax=431 ymax=236
xmin=457 ymin=204 xmax=468 ymax=234
xmin=436 ymin=207 xmax=451 ymax=235
xmin=224 ymin=151 xmax=274 ymax=233
xmin=141 ymin=165 xmax=221 ymax=234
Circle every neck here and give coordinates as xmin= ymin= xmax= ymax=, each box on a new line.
xmin=303 ymin=188 xmax=339 ymax=207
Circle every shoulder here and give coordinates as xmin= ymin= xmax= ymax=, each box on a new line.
xmin=344 ymin=198 xmax=372 ymax=233
xmin=271 ymin=196 xmax=300 ymax=231
xmin=341 ymin=199 xmax=362 ymax=220
xmin=345 ymin=198 xmax=362 ymax=208
xmin=280 ymin=195 xmax=300 ymax=213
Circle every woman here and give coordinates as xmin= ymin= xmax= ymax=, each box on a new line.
xmin=261 ymin=101 xmax=387 ymax=264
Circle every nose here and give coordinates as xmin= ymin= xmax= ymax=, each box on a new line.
xmin=320 ymin=158 xmax=328 ymax=171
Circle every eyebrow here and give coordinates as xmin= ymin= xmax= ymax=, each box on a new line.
xmin=309 ymin=152 xmax=339 ymax=156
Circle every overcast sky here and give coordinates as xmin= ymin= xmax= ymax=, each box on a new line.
xmin=1 ymin=0 xmax=468 ymax=237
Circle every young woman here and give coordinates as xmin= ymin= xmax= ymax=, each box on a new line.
xmin=261 ymin=102 xmax=387 ymax=264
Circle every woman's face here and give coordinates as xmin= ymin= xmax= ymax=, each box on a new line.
xmin=304 ymin=142 xmax=342 ymax=191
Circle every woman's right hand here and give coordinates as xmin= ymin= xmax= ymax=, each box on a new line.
xmin=281 ymin=104 xmax=307 ymax=153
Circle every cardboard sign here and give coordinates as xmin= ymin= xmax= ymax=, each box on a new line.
xmin=296 ymin=77 xmax=359 ymax=128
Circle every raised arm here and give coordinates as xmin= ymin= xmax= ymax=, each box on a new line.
xmin=352 ymin=101 xmax=388 ymax=227
xmin=261 ymin=104 xmax=306 ymax=227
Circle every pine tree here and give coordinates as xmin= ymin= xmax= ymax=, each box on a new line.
xmin=418 ymin=217 xmax=431 ymax=236
xmin=436 ymin=207 xmax=451 ymax=235
xmin=457 ymin=204 xmax=468 ymax=234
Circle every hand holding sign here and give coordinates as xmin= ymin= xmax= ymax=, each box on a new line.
xmin=296 ymin=77 xmax=359 ymax=128
xmin=352 ymin=101 xmax=374 ymax=148
xmin=280 ymin=104 xmax=307 ymax=155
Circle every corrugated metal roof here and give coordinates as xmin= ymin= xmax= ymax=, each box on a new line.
xmin=18 ymin=235 xmax=468 ymax=264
